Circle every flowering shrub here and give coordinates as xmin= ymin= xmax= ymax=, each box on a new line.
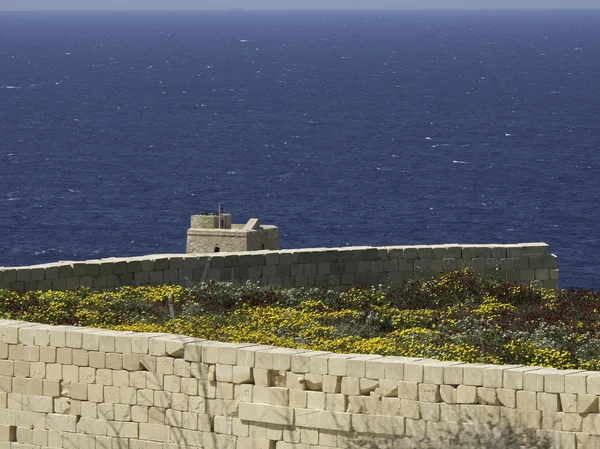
xmin=1 ymin=269 xmax=599 ymax=370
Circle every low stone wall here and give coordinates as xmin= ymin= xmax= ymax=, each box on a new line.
xmin=0 ymin=243 xmax=558 ymax=293
xmin=0 ymin=320 xmax=596 ymax=449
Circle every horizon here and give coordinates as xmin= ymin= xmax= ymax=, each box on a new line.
xmin=1 ymin=0 xmax=599 ymax=12
xmin=2 ymin=7 xmax=600 ymax=12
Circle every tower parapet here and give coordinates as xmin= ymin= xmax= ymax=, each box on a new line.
xmin=186 ymin=213 xmax=279 ymax=253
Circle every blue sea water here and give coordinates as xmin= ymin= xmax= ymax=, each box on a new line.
xmin=0 ymin=10 xmax=599 ymax=288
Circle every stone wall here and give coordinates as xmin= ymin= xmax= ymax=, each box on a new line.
xmin=0 ymin=243 xmax=558 ymax=293
xmin=0 ymin=320 xmax=596 ymax=449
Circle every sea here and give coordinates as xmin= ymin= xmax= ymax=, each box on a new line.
xmin=0 ymin=10 xmax=599 ymax=289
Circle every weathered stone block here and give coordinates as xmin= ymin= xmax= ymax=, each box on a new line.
xmin=462 ymin=364 xmax=492 ymax=387
xmin=483 ymin=365 xmax=520 ymax=388
xmin=420 ymin=402 xmax=440 ymax=422
xmin=360 ymin=378 xmax=379 ymax=395
xmin=308 ymin=354 xmax=330 ymax=375
xmin=327 ymin=354 xmax=356 ymax=377
xmin=325 ymin=393 xmax=347 ymax=412
xmin=237 ymin=345 xmax=273 ymax=368
xmin=545 ymin=369 xmax=582 ymax=393
xmin=520 ymin=409 xmax=542 ymax=429
xmin=559 ymin=393 xmax=578 ymax=413
xmin=418 ymin=384 xmax=441 ymax=403
xmin=340 ymin=377 xmax=360 ymax=396
xmin=476 ymin=387 xmax=498 ymax=406
xmin=583 ymin=414 xmax=600 ymax=435
xmin=403 ymin=361 xmax=424 ymax=383
xmin=456 ymin=385 xmax=477 ymax=404
xmin=440 ymin=363 xmax=463 ymax=386
xmin=440 ymin=403 xmax=460 ymax=423
xmin=516 ymin=390 xmax=537 ymax=410
xmin=497 ymin=388 xmax=517 ymax=408
xmin=400 ymin=399 xmax=420 ymax=420
xmin=379 ymin=379 xmax=398 ymax=397
xmin=239 ymin=403 xmax=294 ymax=426
xmin=542 ymin=411 xmax=562 ymax=432
xmin=563 ymin=413 xmax=583 ymax=432
xmin=579 ymin=394 xmax=599 ymax=414
xmin=398 ymin=381 xmax=419 ymax=401
xmin=563 ymin=371 xmax=589 ymax=394
xmin=295 ymin=409 xmax=351 ymax=431
xmin=304 ymin=373 xmax=323 ymax=391
xmin=46 ymin=413 xmax=78 ymax=432
xmin=504 ymin=367 xmax=539 ymax=390
xmin=440 ymin=385 xmax=457 ymax=404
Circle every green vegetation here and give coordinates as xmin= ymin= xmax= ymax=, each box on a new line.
xmin=1 ymin=269 xmax=599 ymax=370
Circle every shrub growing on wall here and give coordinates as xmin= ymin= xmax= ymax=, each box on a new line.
xmin=1 ymin=269 xmax=599 ymax=370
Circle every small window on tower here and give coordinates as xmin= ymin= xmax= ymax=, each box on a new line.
xmin=214 ymin=247 xmax=220 ymax=253
xmin=262 ymin=244 xmax=265 ymax=249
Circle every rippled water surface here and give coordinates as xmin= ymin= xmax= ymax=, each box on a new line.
xmin=1 ymin=10 xmax=599 ymax=288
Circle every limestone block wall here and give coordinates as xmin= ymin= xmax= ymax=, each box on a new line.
xmin=0 ymin=243 xmax=558 ymax=293
xmin=0 ymin=320 xmax=597 ymax=449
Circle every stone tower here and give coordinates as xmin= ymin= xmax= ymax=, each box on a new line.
xmin=186 ymin=213 xmax=279 ymax=254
